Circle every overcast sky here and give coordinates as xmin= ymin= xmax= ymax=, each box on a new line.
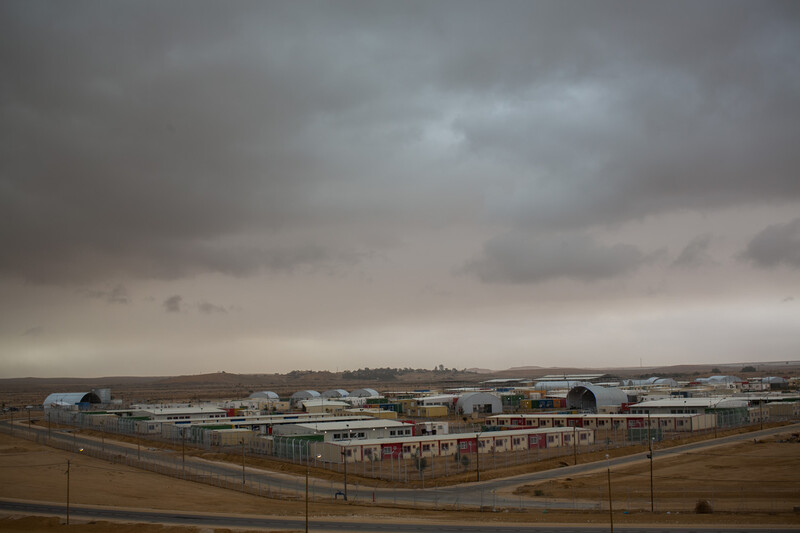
xmin=2 ymin=1 xmax=799 ymax=378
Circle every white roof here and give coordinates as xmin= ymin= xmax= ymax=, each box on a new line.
xmin=334 ymin=426 xmax=592 ymax=447
xmin=414 ymin=394 xmax=457 ymax=402
xmin=294 ymin=419 xmax=410 ymax=431
xmin=302 ymin=399 xmax=349 ymax=407
xmin=137 ymin=406 xmax=227 ymax=415
xmin=43 ymin=392 xmax=99 ymax=407
xmin=488 ymin=413 xmax=707 ymax=420
xmin=631 ymin=398 xmax=747 ymax=409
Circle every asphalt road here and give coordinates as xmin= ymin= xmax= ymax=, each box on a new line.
xmin=2 ymin=499 xmax=797 ymax=533
xmin=5 ymin=420 xmax=800 ymax=512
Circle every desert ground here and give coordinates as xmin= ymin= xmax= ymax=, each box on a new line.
xmin=2 ymin=426 xmax=800 ymax=531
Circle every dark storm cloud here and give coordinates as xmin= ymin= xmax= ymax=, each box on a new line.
xmin=462 ymin=232 xmax=645 ymax=284
xmin=2 ymin=1 xmax=799 ymax=284
xmin=672 ymin=235 xmax=716 ymax=268
xmin=741 ymin=218 xmax=800 ymax=269
xmin=163 ymin=295 xmax=183 ymax=313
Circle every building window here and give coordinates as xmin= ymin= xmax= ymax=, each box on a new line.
xmin=422 ymin=444 xmax=430 ymax=451
xmin=402 ymin=446 xmax=410 ymax=453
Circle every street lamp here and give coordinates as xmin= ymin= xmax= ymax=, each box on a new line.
xmin=647 ymin=412 xmax=653 ymax=512
xmin=475 ymin=430 xmax=482 ymax=482
xmin=572 ymin=424 xmax=578 ymax=466
xmin=648 ymin=437 xmax=655 ymax=512
xmin=340 ymin=424 xmax=349 ymax=501
xmin=65 ymin=460 xmax=71 ymax=525
xmin=606 ymin=454 xmax=613 ymax=533
xmin=181 ymin=428 xmax=186 ymax=476
xmin=306 ymin=453 xmax=322 ymax=533
xmin=241 ymin=438 xmax=246 ymax=486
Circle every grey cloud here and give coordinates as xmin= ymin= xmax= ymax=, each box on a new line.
xmin=76 ymin=284 xmax=130 ymax=304
xmin=198 ymin=301 xmax=226 ymax=315
xmin=741 ymin=218 xmax=800 ymax=269
xmin=672 ymin=235 xmax=716 ymax=268
xmin=163 ymin=295 xmax=183 ymax=313
xmin=463 ymin=232 xmax=645 ymax=284
xmin=22 ymin=326 xmax=43 ymax=337
xmin=107 ymin=284 xmax=130 ymax=304
xmin=1 ymin=2 xmax=799 ymax=285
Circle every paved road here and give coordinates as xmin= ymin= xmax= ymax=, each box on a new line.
xmin=2 ymin=499 xmax=797 ymax=533
xmin=5 ymin=420 xmax=800 ymax=512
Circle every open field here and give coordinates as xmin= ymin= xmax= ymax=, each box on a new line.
xmin=2 ymin=429 xmax=800 ymax=530
xmin=513 ymin=431 xmax=800 ymax=513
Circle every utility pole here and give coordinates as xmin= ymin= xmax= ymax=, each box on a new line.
xmin=647 ymin=412 xmax=653 ymax=512
xmin=65 ymin=460 xmax=71 ymax=525
xmin=342 ymin=447 xmax=348 ymax=500
xmin=181 ymin=429 xmax=186 ymax=476
xmin=649 ymin=437 xmax=654 ymax=512
xmin=606 ymin=454 xmax=613 ymax=533
xmin=342 ymin=424 xmax=349 ymax=500
xmin=306 ymin=452 xmax=321 ymax=533
xmin=475 ymin=434 xmax=480 ymax=482
xmin=241 ymin=439 xmax=246 ymax=486
xmin=573 ymin=425 xmax=577 ymax=465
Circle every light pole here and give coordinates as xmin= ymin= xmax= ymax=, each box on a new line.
xmin=306 ymin=453 xmax=322 ymax=533
xmin=712 ymin=396 xmax=724 ymax=439
xmin=241 ymin=439 xmax=246 ymax=486
xmin=342 ymin=424 xmax=349 ymax=501
xmin=647 ymin=412 xmax=653 ymax=512
xmin=475 ymin=431 xmax=482 ymax=482
xmin=65 ymin=459 xmax=70 ymax=525
xmin=648 ymin=437 xmax=654 ymax=512
xmin=606 ymin=454 xmax=613 ymax=533
xmin=181 ymin=428 xmax=186 ymax=476
xmin=572 ymin=424 xmax=578 ymax=465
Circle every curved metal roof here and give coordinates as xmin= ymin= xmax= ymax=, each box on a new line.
xmin=567 ymin=385 xmax=627 ymax=411
xmin=350 ymin=388 xmax=379 ymax=397
xmin=321 ymin=389 xmax=349 ymax=398
xmin=533 ymin=380 xmax=592 ymax=391
xmin=248 ymin=391 xmax=279 ymax=399
xmin=456 ymin=392 xmax=503 ymax=413
xmin=290 ymin=390 xmax=321 ymax=399
xmin=43 ymin=392 xmax=100 ymax=407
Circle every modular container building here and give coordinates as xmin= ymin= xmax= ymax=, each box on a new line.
xmin=310 ymin=426 xmax=595 ymax=463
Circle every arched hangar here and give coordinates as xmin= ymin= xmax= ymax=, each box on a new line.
xmin=567 ymin=385 xmax=627 ymax=413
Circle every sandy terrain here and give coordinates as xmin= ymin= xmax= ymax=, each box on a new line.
xmin=514 ymin=431 xmax=800 ymax=513
xmin=2 ymin=429 xmax=800 ymax=531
